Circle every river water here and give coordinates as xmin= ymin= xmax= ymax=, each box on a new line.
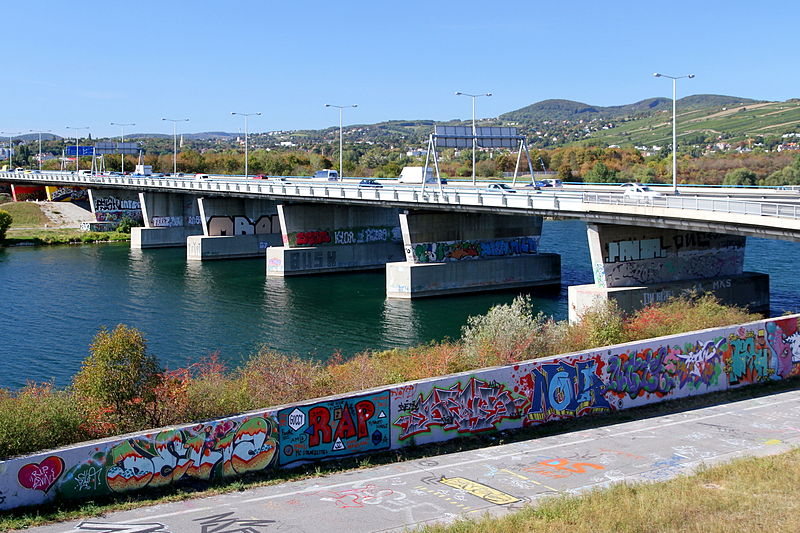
xmin=2 ymin=219 xmax=799 ymax=390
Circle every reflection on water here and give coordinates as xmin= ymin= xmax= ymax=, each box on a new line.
xmin=1 ymin=219 xmax=798 ymax=390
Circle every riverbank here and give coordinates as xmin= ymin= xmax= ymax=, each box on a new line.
xmin=0 ymin=294 xmax=757 ymax=459
xmin=0 ymin=201 xmax=130 ymax=245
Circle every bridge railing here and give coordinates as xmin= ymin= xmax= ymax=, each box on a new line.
xmin=581 ymin=192 xmax=800 ymax=220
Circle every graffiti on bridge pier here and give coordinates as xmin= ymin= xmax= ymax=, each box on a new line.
xmin=411 ymin=235 xmax=539 ymax=263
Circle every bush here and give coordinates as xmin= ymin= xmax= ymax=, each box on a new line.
xmin=72 ymin=325 xmax=163 ymax=431
xmin=0 ymin=210 xmax=11 ymax=241
xmin=624 ymin=293 xmax=757 ymax=341
xmin=461 ymin=295 xmax=563 ymax=367
xmin=0 ymin=383 xmax=85 ymax=458
xmin=115 ymin=216 xmax=138 ymax=234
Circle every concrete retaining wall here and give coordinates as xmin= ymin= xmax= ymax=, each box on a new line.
xmin=2 ymin=314 xmax=798 ymax=511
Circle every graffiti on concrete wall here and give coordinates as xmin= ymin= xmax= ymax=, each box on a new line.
xmin=3 ymin=316 xmax=800 ymax=512
xmin=409 ymin=236 xmax=540 ymax=263
xmin=524 ymin=358 xmax=611 ymax=424
xmin=47 ymin=415 xmax=278 ymax=500
xmin=151 ymin=215 xmax=202 ymax=227
xmin=278 ymin=392 xmax=390 ymax=466
xmin=207 ymin=215 xmax=279 ymax=236
xmin=393 ymin=376 xmax=528 ymax=440
xmin=47 ymin=186 xmax=88 ymax=203
xmin=288 ymin=226 xmax=401 ymax=247
xmin=597 ymin=231 xmax=745 ymax=287
xmin=93 ymin=194 xmax=143 ymax=224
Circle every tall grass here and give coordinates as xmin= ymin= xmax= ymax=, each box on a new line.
xmin=0 ymin=294 xmax=761 ymax=458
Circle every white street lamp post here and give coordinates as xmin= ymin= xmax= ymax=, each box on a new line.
xmin=65 ymin=126 xmax=89 ymax=172
xmin=325 ymin=104 xmax=357 ymax=179
xmin=29 ymin=130 xmax=52 ymax=171
xmin=110 ymin=122 xmax=135 ymax=173
xmin=1 ymin=132 xmax=21 ymax=170
xmin=231 ymin=112 xmax=261 ymax=178
xmin=455 ymin=91 xmax=492 ymax=185
xmin=161 ymin=118 xmax=189 ymax=175
xmin=654 ymin=73 xmax=695 ymax=194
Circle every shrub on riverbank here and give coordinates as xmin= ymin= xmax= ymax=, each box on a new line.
xmin=0 ymin=210 xmax=12 ymax=241
xmin=0 ymin=294 xmax=760 ymax=458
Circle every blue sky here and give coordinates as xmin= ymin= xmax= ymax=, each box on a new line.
xmin=4 ymin=0 xmax=796 ymax=138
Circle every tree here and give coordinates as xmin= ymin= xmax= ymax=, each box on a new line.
xmin=72 ymin=325 xmax=162 ymax=429
xmin=584 ymin=161 xmax=617 ymax=183
xmin=723 ymin=168 xmax=757 ymax=186
xmin=0 ymin=210 xmax=12 ymax=241
xmin=763 ymin=155 xmax=800 ymax=186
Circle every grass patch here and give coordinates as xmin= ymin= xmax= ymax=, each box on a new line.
xmin=420 ymin=448 xmax=800 ymax=533
xmin=0 ymin=202 xmax=50 ymax=227
xmin=3 ymin=228 xmax=130 ymax=245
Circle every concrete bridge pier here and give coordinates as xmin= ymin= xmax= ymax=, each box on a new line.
xmin=131 ymin=192 xmax=203 ymax=249
xmin=266 ymin=204 xmax=405 ymax=276
xmin=187 ymin=197 xmax=282 ymax=260
xmin=385 ymin=212 xmax=561 ymax=298
xmin=568 ymin=223 xmax=770 ymax=321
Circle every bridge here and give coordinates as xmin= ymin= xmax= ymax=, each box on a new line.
xmin=4 ymin=170 xmax=797 ymax=317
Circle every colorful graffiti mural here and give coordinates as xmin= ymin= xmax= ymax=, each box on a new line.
xmin=289 ymin=226 xmax=401 ymax=247
xmin=524 ymin=358 xmax=611 ymax=424
xmin=55 ymin=415 xmax=278 ymax=500
xmin=393 ymin=377 xmax=528 ymax=440
xmin=410 ymin=236 xmax=539 ymax=263
xmin=2 ymin=315 xmax=799 ymax=512
xmin=278 ymin=392 xmax=390 ymax=466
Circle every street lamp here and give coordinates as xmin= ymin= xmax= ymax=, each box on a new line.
xmin=231 ymin=112 xmax=261 ymax=178
xmin=161 ymin=118 xmax=189 ymax=174
xmin=654 ymin=73 xmax=695 ymax=194
xmin=324 ymin=104 xmax=357 ymax=179
xmin=1 ymin=131 xmax=21 ymax=170
xmin=65 ymin=126 xmax=89 ymax=172
xmin=455 ymin=91 xmax=492 ymax=185
xmin=28 ymin=130 xmax=52 ymax=171
xmin=110 ymin=122 xmax=135 ymax=173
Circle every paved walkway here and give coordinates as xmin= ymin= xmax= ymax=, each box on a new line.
xmin=30 ymin=389 xmax=800 ymax=533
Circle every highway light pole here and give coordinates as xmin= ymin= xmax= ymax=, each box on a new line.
xmin=110 ymin=122 xmax=135 ymax=173
xmin=65 ymin=126 xmax=89 ymax=172
xmin=325 ymin=104 xmax=357 ymax=179
xmin=28 ymin=130 xmax=52 ymax=171
xmin=231 ymin=112 xmax=261 ymax=178
xmin=161 ymin=118 xmax=189 ymax=174
xmin=455 ymin=91 xmax=491 ymax=185
xmin=1 ymin=132 xmax=21 ymax=169
xmin=654 ymin=73 xmax=694 ymax=194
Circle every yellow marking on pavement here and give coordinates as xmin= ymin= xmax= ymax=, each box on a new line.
xmin=764 ymin=439 xmax=783 ymax=445
xmin=439 ymin=476 xmax=520 ymax=505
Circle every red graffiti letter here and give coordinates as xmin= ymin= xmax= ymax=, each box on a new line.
xmin=355 ymin=400 xmax=375 ymax=439
xmin=308 ymin=407 xmax=332 ymax=447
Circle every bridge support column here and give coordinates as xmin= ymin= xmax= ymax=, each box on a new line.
xmin=131 ymin=192 xmax=203 ymax=249
xmin=266 ymin=204 xmax=404 ymax=276
xmin=187 ymin=197 xmax=282 ymax=260
xmin=386 ymin=212 xmax=560 ymax=298
xmin=568 ymin=223 xmax=769 ymax=321
xmin=84 ymin=188 xmax=143 ymax=232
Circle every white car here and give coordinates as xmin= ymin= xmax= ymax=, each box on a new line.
xmin=621 ymin=182 xmax=663 ymax=200
xmin=484 ymin=183 xmax=516 ymax=193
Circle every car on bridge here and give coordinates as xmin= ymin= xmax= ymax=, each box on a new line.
xmin=621 ymin=182 xmax=663 ymax=200
xmin=541 ymin=178 xmax=564 ymax=188
xmin=359 ymin=179 xmax=382 ymax=188
xmin=484 ymin=183 xmax=516 ymax=193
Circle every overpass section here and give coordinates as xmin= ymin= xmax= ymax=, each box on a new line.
xmin=3 ymin=171 xmax=795 ymax=312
